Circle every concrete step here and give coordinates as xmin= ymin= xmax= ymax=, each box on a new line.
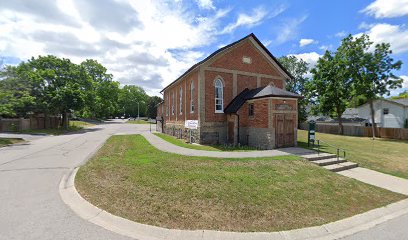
xmin=301 ymin=153 xmax=337 ymax=161
xmin=323 ymin=162 xmax=359 ymax=172
xmin=312 ymin=158 xmax=347 ymax=166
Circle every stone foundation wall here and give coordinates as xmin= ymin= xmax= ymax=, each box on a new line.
xmin=163 ymin=123 xmax=200 ymax=143
xmin=200 ymin=123 xmax=227 ymax=145
xmin=245 ymin=127 xmax=275 ymax=149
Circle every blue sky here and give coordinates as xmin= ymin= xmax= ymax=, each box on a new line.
xmin=1 ymin=0 xmax=407 ymax=96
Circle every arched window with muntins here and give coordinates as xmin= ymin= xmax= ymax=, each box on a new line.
xmin=179 ymin=86 xmax=183 ymax=115
xmin=190 ymin=81 xmax=195 ymax=113
xmin=214 ymin=79 xmax=224 ymax=113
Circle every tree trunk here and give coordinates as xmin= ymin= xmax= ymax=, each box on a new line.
xmin=62 ymin=112 xmax=69 ymax=130
xmin=369 ymin=99 xmax=376 ymax=139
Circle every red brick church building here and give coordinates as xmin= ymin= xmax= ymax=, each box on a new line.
xmin=157 ymin=33 xmax=301 ymax=149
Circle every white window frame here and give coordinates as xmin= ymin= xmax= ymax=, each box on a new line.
xmin=171 ymin=92 xmax=175 ymax=115
xmin=214 ymin=78 xmax=224 ymax=113
xmin=190 ymin=81 xmax=195 ymax=113
xmin=179 ymin=86 xmax=183 ymax=115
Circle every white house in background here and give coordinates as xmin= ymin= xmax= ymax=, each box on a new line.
xmin=357 ymin=99 xmax=408 ymax=128
xmin=342 ymin=108 xmax=358 ymax=119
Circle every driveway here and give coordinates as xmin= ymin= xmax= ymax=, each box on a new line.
xmin=0 ymin=121 xmax=149 ymax=240
xmin=0 ymin=121 xmax=406 ymax=240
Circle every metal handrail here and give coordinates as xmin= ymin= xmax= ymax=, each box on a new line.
xmin=315 ymin=139 xmax=346 ymax=160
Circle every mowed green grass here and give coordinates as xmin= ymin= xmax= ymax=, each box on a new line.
xmin=76 ymin=134 xmax=404 ymax=232
xmin=154 ymin=132 xmax=257 ymax=151
xmin=0 ymin=138 xmax=24 ymax=147
xmin=298 ymin=130 xmax=408 ymax=179
xmin=127 ymin=119 xmax=154 ymax=124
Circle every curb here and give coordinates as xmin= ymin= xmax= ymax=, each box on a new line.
xmin=60 ymin=168 xmax=408 ymax=240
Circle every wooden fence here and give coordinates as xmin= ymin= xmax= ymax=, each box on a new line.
xmin=0 ymin=116 xmax=62 ymax=132
xmin=299 ymin=123 xmax=408 ymax=140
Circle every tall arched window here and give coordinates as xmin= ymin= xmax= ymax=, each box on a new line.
xmin=171 ymin=92 xmax=175 ymax=115
xmin=179 ymin=86 xmax=183 ymax=115
xmin=166 ymin=94 xmax=169 ymax=116
xmin=214 ymin=79 xmax=224 ymax=113
xmin=190 ymin=81 xmax=195 ymax=113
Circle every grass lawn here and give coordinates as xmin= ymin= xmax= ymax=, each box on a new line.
xmin=70 ymin=120 xmax=96 ymax=128
xmin=76 ymin=134 xmax=404 ymax=232
xmin=0 ymin=138 xmax=25 ymax=147
xmin=154 ymin=132 xmax=257 ymax=151
xmin=298 ymin=130 xmax=408 ymax=179
xmin=21 ymin=120 xmax=94 ymax=135
xmin=127 ymin=119 xmax=154 ymax=124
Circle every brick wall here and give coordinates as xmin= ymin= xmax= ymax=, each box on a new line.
xmin=247 ymin=99 xmax=269 ymax=128
xmin=209 ymin=40 xmax=281 ymax=76
xmin=237 ymin=74 xmax=257 ymax=93
xmin=261 ymin=77 xmax=284 ymax=89
xmin=162 ymin=70 xmax=198 ymax=124
xmin=204 ymin=70 xmax=233 ymax=122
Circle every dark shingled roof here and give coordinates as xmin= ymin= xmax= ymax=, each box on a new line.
xmin=160 ymin=33 xmax=294 ymax=93
xmin=224 ymin=85 xmax=302 ymax=114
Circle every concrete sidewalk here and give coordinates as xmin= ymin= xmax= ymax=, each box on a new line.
xmin=141 ymin=132 xmax=314 ymax=158
xmin=339 ymin=167 xmax=408 ymax=195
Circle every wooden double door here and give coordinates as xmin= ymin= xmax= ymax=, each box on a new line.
xmin=275 ymin=113 xmax=295 ymax=148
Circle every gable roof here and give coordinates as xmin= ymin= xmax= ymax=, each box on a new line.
xmin=389 ymin=99 xmax=408 ymax=107
xmin=224 ymin=85 xmax=302 ymax=114
xmin=358 ymin=98 xmax=408 ymax=109
xmin=160 ymin=33 xmax=294 ymax=93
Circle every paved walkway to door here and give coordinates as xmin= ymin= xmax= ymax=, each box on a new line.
xmin=140 ymin=132 xmax=314 ymax=158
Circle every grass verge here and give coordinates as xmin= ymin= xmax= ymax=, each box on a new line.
xmin=154 ymin=132 xmax=257 ymax=151
xmin=76 ymin=134 xmax=405 ymax=232
xmin=0 ymin=138 xmax=25 ymax=147
xmin=297 ymin=130 xmax=408 ymax=179
xmin=127 ymin=119 xmax=154 ymax=124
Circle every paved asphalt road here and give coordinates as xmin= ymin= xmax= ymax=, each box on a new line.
xmin=0 ymin=120 xmax=407 ymax=240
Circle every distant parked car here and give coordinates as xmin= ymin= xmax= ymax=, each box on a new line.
xmin=128 ymin=117 xmax=135 ymax=121
xmin=121 ymin=116 xmax=125 ymax=119
xmin=115 ymin=117 xmax=119 ymax=119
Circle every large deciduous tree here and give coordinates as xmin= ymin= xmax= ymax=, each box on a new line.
xmin=351 ymin=36 xmax=403 ymax=138
xmin=0 ymin=65 xmax=36 ymax=117
xmin=309 ymin=49 xmax=353 ymax=135
xmin=80 ymin=59 xmax=120 ymax=119
xmin=278 ymin=55 xmax=309 ymax=123
xmin=25 ymin=55 xmax=90 ymax=129
xmin=118 ymin=85 xmax=149 ymax=118
xmin=146 ymin=96 xmax=163 ymax=119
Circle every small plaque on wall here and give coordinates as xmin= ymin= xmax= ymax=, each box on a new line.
xmin=275 ymin=104 xmax=292 ymax=110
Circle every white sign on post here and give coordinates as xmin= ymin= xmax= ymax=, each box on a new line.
xmin=185 ymin=120 xmax=198 ymax=129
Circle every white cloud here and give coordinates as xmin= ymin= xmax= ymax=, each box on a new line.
xmin=319 ymin=44 xmax=333 ymax=51
xmin=362 ymin=0 xmax=408 ymax=18
xmin=402 ymin=75 xmax=408 ymax=88
xmin=0 ymin=0 xmax=235 ymax=95
xmin=362 ymin=23 xmax=408 ymax=54
xmin=195 ymin=0 xmax=215 ymax=10
xmin=275 ymin=15 xmax=308 ymax=44
xmin=335 ymin=31 xmax=347 ymax=38
xmin=389 ymin=75 xmax=408 ymax=96
xmin=299 ymin=38 xmax=316 ymax=47
xmin=262 ymin=39 xmax=272 ymax=47
xmin=221 ymin=6 xmax=269 ymax=34
xmin=289 ymin=52 xmax=321 ymax=68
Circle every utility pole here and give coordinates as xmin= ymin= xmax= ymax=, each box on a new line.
xmin=137 ymin=102 xmax=140 ymax=120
